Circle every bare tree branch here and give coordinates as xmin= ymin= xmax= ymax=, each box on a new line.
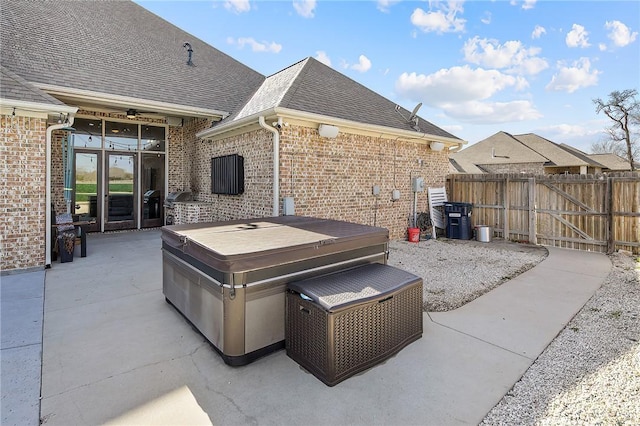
xmin=593 ymin=89 xmax=639 ymax=170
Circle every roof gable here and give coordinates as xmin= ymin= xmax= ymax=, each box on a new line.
xmin=451 ymin=131 xmax=547 ymax=164
xmin=1 ymin=0 xmax=264 ymax=115
xmin=222 ymin=57 xmax=460 ymax=139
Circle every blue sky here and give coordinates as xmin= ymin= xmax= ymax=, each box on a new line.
xmin=136 ymin=0 xmax=639 ymax=152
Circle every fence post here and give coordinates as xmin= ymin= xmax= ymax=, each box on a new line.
xmin=606 ymin=177 xmax=614 ymax=253
xmin=503 ymin=176 xmax=510 ymax=240
xmin=528 ymin=177 xmax=537 ymax=245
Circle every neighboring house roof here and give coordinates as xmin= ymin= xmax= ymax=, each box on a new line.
xmin=450 ymin=131 xmax=548 ymax=169
xmin=515 ymin=133 xmax=600 ymax=167
xmin=450 ymin=131 xmax=615 ymax=173
xmin=215 ymin=57 xmax=461 ymax=140
xmin=0 ymin=0 xmax=264 ymax=116
xmin=1 ymin=65 xmax=65 ymax=106
xmin=587 ymin=153 xmax=632 ymax=171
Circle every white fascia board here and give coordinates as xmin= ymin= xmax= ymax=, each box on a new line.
xmin=197 ymin=106 xmax=467 ymax=147
xmin=1 ymin=98 xmax=78 ymax=117
xmin=33 ymin=83 xmax=228 ymax=120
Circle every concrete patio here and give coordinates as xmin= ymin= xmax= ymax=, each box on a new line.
xmin=2 ymin=229 xmax=611 ymax=425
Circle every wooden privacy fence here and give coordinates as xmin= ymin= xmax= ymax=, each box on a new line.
xmin=447 ymin=172 xmax=640 ymax=254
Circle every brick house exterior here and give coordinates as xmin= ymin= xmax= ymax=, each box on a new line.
xmin=1 ymin=1 xmax=463 ymax=272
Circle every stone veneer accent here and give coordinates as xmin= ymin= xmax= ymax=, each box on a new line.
xmin=1 ymin=114 xmax=47 ymax=271
xmin=171 ymin=202 xmax=218 ymax=224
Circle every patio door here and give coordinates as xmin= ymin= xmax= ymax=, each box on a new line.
xmin=72 ymin=150 xmax=101 ymax=233
xmin=141 ymin=153 xmax=165 ymax=228
xmin=105 ymin=152 xmax=137 ymax=231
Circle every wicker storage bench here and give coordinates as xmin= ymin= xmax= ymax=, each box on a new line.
xmin=286 ymin=263 xmax=423 ymax=386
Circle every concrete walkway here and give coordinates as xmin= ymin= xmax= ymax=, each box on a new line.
xmin=1 ymin=230 xmax=611 ymax=425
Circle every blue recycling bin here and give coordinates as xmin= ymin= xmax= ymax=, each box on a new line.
xmin=445 ymin=202 xmax=473 ymax=240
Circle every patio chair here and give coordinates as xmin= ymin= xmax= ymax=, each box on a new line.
xmin=51 ymin=208 xmax=87 ymax=260
xmin=428 ymin=187 xmax=448 ymax=240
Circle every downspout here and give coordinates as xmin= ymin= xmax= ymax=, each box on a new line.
xmin=258 ymin=116 xmax=280 ymax=216
xmin=46 ymin=115 xmax=75 ymax=267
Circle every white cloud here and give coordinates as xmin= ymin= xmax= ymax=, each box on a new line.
xmin=532 ymin=25 xmax=546 ymax=39
xmin=350 ymin=55 xmax=372 ymax=73
xmin=566 ymin=24 xmax=590 ymax=48
xmin=410 ymin=2 xmax=466 ymax=34
xmin=463 ymin=36 xmax=548 ymax=75
xmin=539 ymin=123 xmax=601 ymax=138
xmin=605 ymin=20 xmax=638 ymax=47
xmin=510 ymin=0 xmax=537 ymax=10
xmin=396 ymin=66 xmax=526 ymax=103
xmin=224 ymin=0 xmax=250 ymax=13
xmin=545 ymin=58 xmax=600 ymax=93
xmin=395 ymin=65 xmax=540 ymax=123
xmin=377 ymin=0 xmax=400 ymax=13
xmin=228 ymin=37 xmax=282 ymax=53
xmin=599 ymin=43 xmax=607 ymax=51
xmin=315 ymin=51 xmax=331 ymax=66
xmin=293 ymin=0 xmax=316 ymax=18
xmin=444 ymin=100 xmax=541 ymax=123
xmin=481 ymin=12 xmax=491 ymax=25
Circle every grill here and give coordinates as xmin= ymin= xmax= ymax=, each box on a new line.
xmin=164 ymin=191 xmax=193 ymax=225
xmin=164 ymin=191 xmax=193 ymax=209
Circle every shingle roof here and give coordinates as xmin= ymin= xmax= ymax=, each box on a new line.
xmin=2 ymin=1 xmax=460 ymax=139
xmin=451 ymin=131 xmax=547 ymax=165
xmin=0 ymin=0 xmax=264 ymax=115
xmin=514 ymin=133 xmax=600 ymax=167
xmin=0 ymin=65 xmax=65 ymax=106
xmin=587 ymin=153 xmax=632 ymax=171
xmin=224 ymin=57 xmax=460 ymax=139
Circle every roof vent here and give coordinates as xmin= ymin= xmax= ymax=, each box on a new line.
xmin=183 ymin=42 xmax=193 ymax=66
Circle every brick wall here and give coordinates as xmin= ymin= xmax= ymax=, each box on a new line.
xmin=279 ymin=126 xmax=449 ymax=239
xmin=188 ymin=126 xmax=275 ymax=221
xmin=184 ymin=124 xmax=449 ymax=239
xmin=1 ymin=114 xmax=47 ymax=271
xmin=478 ymin=162 xmax=544 ymax=174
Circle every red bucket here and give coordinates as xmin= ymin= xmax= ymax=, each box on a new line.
xmin=407 ymin=227 xmax=420 ymax=243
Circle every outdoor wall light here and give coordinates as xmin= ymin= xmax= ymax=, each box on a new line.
xmin=126 ymin=109 xmax=137 ymax=119
xmin=318 ymin=124 xmax=339 ymax=138
xmin=430 ymin=141 xmax=445 ymax=152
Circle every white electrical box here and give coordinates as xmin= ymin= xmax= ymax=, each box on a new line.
xmin=412 ymin=177 xmax=424 ymax=192
xmin=392 ymin=189 xmax=401 ymax=201
xmin=372 ymin=185 xmax=380 ymax=196
xmin=283 ymin=197 xmax=295 ymax=215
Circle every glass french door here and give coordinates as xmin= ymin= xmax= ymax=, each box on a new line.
xmin=73 ymin=151 xmax=101 ymax=232
xmin=105 ymin=152 xmax=136 ymax=231
xmin=141 ymin=153 xmax=165 ymax=228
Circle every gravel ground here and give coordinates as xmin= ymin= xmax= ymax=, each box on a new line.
xmin=481 ymin=251 xmax=640 ymax=426
xmin=387 ymin=238 xmax=548 ymax=311
xmin=388 ymin=239 xmax=639 ymax=424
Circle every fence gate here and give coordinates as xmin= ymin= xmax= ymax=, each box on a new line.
xmin=448 ymin=172 xmax=639 ymax=254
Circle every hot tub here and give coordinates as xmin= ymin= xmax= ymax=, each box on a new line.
xmin=161 ymin=216 xmax=389 ymax=366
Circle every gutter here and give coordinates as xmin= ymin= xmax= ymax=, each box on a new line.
xmin=258 ymin=116 xmax=280 ymax=216
xmin=46 ymin=114 xmax=76 ymax=267
xmin=34 ymin=83 xmax=229 ymax=120
xmin=197 ymin=106 xmax=466 ymax=147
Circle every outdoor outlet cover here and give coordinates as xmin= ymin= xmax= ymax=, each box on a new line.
xmin=372 ymin=185 xmax=380 ymax=196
